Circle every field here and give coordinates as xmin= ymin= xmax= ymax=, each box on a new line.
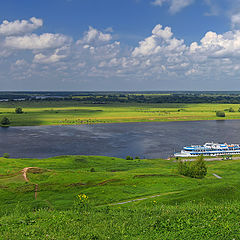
xmin=1 ymin=155 xmax=240 ymax=239
xmin=1 ymin=101 xmax=240 ymax=126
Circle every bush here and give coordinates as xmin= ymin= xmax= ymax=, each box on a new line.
xmin=1 ymin=116 xmax=10 ymax=126
xmin=216 ymin=111 xmax=225 ymax=117
xmin=90 ymin=167 xmax=95 ymax=172
xmin=177 ymin=155 xmax=207 ymax=179
xmin=3 ymin=153 xmax=10 ymax=158
xmin=135 ymin=156 xmax=140 ymax=159
xmin=229 ymin=107 xmax=235 ymax=112
xmin=15 ymin=107 xmax=23 ymax=114
xmin=126 ymin=156 xmax=133 ymax=160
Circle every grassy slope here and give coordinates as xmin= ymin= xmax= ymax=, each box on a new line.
xmin=1 ymin=101 xmax=240 ymax=126
xmin=1 ymin=155 xmax=240 ymax=239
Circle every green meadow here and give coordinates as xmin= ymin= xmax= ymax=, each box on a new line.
xmin=1 ymin=101 xmax=240 ymax=126
xmin=1 ymin=155 xmax=240 ymax=239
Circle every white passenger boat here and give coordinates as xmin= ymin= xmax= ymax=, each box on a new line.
xmin=174 ymin=142 xmax=240 ymax=157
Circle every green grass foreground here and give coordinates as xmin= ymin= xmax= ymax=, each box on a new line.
xmin=1 ymin=155 xmax=240 ymax=239
xmin=1 ymin=101 xmax=240 ymax=126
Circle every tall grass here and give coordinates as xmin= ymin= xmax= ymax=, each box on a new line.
xmin=0 ymin=200 xmax=239 ymax=239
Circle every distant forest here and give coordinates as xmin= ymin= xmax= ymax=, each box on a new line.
xmin=2 ymin=91 xmax=240 ymax=104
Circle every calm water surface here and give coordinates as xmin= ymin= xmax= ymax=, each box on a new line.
xmin=1 ymin=120 xmax=240 ymax=159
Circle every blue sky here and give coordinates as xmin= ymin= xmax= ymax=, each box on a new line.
xmin=0 ymin=0 xmax=240 ymax=90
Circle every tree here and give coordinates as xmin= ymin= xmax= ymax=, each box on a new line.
xmin=216 ymin=111 xmax=225 ymax=117
xmin=15 ymin=107 xmax=23 ymax=114
xmin=1 ymin=116 xmax=10 ymax=126
xmin=3 ymin=153 xmax=9 ymax=158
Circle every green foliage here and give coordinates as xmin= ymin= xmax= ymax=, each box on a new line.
xmin=216 ymin=111 xmax=225 ymax=117
xmin=1 ymin=116 xmax=10 ymax=125
xmin=177 ymin=155 xmax=207 ymax=178
xmin=3 ymin=153 xmax=10 ymax=158
xmin=126 ymin=156 xmax=133 ymax=160
xmin=229 ymin=107 xmax=235 ymax=112
xmin=15 ymin=107 xmax=23 ymax=114
xmin=135 ymin=156 xmax=140 ymax=159
xmin=90 ymin=167 xmax=95 ymax=172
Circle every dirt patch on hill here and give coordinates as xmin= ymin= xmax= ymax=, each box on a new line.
xmin=21 ymin=167 xmax=50 ymax=182
xmin=97 ymin=179 xmax=119 ymax=186
xmin=21 ymin=167 xmax=49 ymax=200
xmin=22 ymin=167 xmax=40 ymax=182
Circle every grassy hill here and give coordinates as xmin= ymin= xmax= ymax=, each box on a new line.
xmin=0 ymin=155 xmax=240 ymax=239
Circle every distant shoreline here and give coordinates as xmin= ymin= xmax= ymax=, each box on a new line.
xmin=0 ymin=101 xmax=240 ymax=126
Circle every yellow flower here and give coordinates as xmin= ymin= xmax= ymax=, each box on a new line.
xmin=77 ymin=193 xmax=88 ymax=200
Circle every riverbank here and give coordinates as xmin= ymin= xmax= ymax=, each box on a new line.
xmin=0 ymin=154 xmax=237 ymax=210
xmin=1 ymin=155 xmax=240 ymax=239
xmin=1 ymin=101 xmax=240 ymax=126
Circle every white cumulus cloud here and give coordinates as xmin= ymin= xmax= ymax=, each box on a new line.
xmin=231 ymin=13 xmax=240 ymax=28
xmin=190 ymin=30 xmax=240 ymax=57
xmin=152 ymin=0 xmax=194 ymax=14
xmin=77 ymin=26 xmax=112 ymax=44
xmin=0 ymin=17 xmax=43 ymax=35
xmin=132 ymin=24 xmax=185 ymax=56
xmin=152 ymin=0 xmax=167 ymax=6
xmin=3 ymin=20 xmax=240 ymax=90
xmin=33 ymin=52 xmax=66 ymax=64
xmin=5 ymin=33 xmax=71 ymax=50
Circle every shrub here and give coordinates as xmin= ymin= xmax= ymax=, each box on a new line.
xmin=190 ymin=155 xmax=208 ymax=178
xmin=135 ymin=156 xmax=140 ymax=159
xmin=126 ymin=156 xmax=133 ymax=160
xmin=216 ymin=111 xmax=225 ymax=117
xmin=1 ymin=116 xmax=10 ymax=126
xmin=90 ymin=167 xmax=95 ymax=172
xmin=177 ymin=155 xmax=207 ymax=179
xmin=3 ymin=153 xmax=10 ymax=158
xmin=15 ymin=107 xmax=23 ymax=114
xmin=229 ymin=107 xmax=235 ymax=112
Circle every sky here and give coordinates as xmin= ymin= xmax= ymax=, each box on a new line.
xmin=1 ymin=0 xmax=240 ymax=91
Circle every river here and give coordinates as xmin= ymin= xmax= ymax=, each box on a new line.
xmin=1 ymin=120 xmax=240 ymax=159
